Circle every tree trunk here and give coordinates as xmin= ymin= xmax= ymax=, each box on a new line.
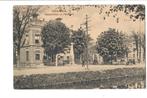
xmin=51 ymin=54 xmax=54 ymax=64
xmin=16 ymin=49 xmax=20 ymax=67
xmin=103 ymin=56 xmax=108 ymax=64
xmin=136 ymin=43 xmax=139 ymax=61
xmin=143 ymin=47 xmax=145 ymax=61
xmin=13 ymin=48 xmax=17 ymax=65
xmin=110 ymin=55 xmax=112 ymax=65
xmin=139 ymin=37 xmax=142 ymax=63
xmin=16 ymin=55 xmax=20 ymax=67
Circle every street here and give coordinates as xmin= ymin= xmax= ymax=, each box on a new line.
xmin=14 ymin=63 xmax=145 ymax=76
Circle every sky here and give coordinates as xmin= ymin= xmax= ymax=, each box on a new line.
xmin=37 ymin=5 xmax=145 ymax=42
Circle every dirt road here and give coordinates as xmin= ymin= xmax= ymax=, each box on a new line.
xmin=14 ymin=63 xmax=145 ymax=76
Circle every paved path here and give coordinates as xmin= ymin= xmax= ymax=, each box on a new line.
xmin=14 ymin=63 xmax=145 ymax=76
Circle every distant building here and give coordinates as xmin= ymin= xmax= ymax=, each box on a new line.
xmin=126 ymin=35 xmax=144 ymax=64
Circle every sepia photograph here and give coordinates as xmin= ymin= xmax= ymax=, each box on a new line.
xmin=13 ymin=5 xmax=145 ymax=89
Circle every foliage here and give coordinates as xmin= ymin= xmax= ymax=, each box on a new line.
xmin=71 ymin=28 xmax=92 ymax=62
xmin=41 ymin=19 xmax=70 ymax=62
xmin=96 ymin=28 xmax=127 ymax=64
xmin=103 ymin=5 xmax=145 ymax=22
xmin=46 ymin=5 xmax=145 ymax=22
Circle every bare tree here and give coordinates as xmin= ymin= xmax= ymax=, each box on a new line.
xmin=132 ymin=32 xmax=139 ymax=61
xmin=141 ymin=33 xmax=145 ymax=61
xmin=13 ymin=6 xmax=39 ymax=67
xmin=131 ymin=31 xmax=145 ymax=63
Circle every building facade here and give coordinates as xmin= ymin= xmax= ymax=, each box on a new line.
xmin=20 ymin=19 xmax=46 ymax=66
xmin=19 ymin=19 xmax=75 ymax=67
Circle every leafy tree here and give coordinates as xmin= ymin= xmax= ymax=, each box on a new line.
xmin=41 ymin=19 xmax=70 ymax=64
xmin=71 ymin=28 xmax=92 ymax=63
xmin=49 ymin=5 xmax=145 ymax=22
xmin=103 ymin=5 xmax=145 ymax=22
xmin=114 ymin=5 xmax=144 ymax=20
xmin=96 ymin=28 xmax=127 ymax=64
xmin=13 ymin=6 xmax=39 ymax=66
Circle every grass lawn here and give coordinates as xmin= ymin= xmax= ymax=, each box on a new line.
xmin=14 ymin=67 xmax=145 ymax=89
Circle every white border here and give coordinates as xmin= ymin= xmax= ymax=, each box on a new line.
xmin=0 ymin=1 xmax=146 ymax=98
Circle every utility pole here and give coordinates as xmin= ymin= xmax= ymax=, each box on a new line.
xmin=84 ymin=14 xmax=90 ymax=69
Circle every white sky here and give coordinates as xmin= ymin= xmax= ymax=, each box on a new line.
xmin=37 ymin=5 xmax=145 ymax=42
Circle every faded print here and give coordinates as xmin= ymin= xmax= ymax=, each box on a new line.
xmin=13 ymin=5 xmax=145 ymax=89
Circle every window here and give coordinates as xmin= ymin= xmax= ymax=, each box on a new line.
xmin=35 ymin=39 xmax=39 ymax=44
xmin=133 ymin=54 xmax=135 ymax=57
xmin=35 ymin=50 xmax=40 ymax=60
xmin=35 ymin=54 xmax=40 ymax=60
xmin=25 ymin=35 xmax=29 ymax=45
xmin=26 ymin=51 xmax=29 ymax=61
xmin=35 ymin=34 xmax=40 ymax=44
xmin=67 ymin=56 xmax=69 ymax=59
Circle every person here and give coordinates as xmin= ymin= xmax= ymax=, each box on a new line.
xmin=82 ymin=58 xmax=85 ymax=67
xmin=81 ymin=53 xmax=89 ymax=70
xmin=93 ymin=54 xmax=98 ymax=65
